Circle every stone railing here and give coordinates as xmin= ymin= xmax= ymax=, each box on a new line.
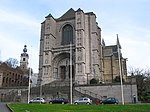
xmin=75 ymin=87 xmax=102 ymax=99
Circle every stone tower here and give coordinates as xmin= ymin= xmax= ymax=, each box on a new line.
xmin=37 ymin=8 xmax=103 ymax=85
xmin=20 ymin=45 xmax=29 ymax=71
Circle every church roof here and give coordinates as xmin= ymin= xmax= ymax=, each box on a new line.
xmin=76 ymin=8 xmax=83 ymax=12
xmin=104 ymin=45 xmax=122 ymax=58
xmin=56 ymin=8 xmax=75 ymax=21
xmin=45 ymin=8 xmax=96 ymax=22
xmin=85 ymin=12 xmax=95 ymax=15
xmin=45 ymin=13 xmax=53 ymax=18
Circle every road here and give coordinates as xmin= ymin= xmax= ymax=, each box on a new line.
xmin=0 ymin=103 xmax=11 ymax=112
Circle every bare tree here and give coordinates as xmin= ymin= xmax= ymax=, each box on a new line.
xmin=128 ymin=66 xmax=150 ymax=102
xmin=128 ymin=66 xmax=144 ymax=76
xmin=5 ymin=58 xmax=19 ymax=68
xmin=144 ymin=68 xmax=150 ymax=81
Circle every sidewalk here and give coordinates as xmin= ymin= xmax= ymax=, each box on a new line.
xmin=0 ymin=102 xmax=11 ymax=112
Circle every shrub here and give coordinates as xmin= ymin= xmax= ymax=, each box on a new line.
xmin=90 ymin=78 xmax=98 ymax=84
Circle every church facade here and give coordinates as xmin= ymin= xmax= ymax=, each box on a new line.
xmin=37 ymin=8 xmax=127 ymax=85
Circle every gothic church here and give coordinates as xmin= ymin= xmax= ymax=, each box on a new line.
xmin=37 ymin=8 xmax=127 ymax=85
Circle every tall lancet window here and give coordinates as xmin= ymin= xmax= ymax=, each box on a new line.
xmin=62 ymin=24 xmax=73 ymax=45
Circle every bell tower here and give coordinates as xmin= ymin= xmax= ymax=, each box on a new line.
xmin=20 ymin=45 xmax=29 ymax=70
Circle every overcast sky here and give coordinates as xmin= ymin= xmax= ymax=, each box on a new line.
xmin=0 ymin=0 xmax=150 ymax=73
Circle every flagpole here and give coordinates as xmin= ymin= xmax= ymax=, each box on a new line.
xmin=70 ymin=42 xmax=73 ymax=104
xmin=28 ymin=46 xmax=32 ymax=104
xmin=117 ymin=34 xmax=124 ymax=105
xmin=40 ymin=78 xmax=43 ymax=104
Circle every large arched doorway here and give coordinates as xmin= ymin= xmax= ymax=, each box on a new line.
xmin=52 ymin=53 xmax=75 ymax=81
xmin=59 ymin=59 xmax=74 ymax=80
xmin=60 ymin=66 xmax=66 ymax=80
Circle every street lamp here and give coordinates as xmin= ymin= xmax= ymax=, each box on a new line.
xmin=27 ymin=67 xmax=32 ymax=104
xmin=117 ymin=34 xmax=124 ymax=105
xmin=131 ymin=73 xmax=134 ymax=103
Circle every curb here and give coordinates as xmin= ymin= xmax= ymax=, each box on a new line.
xmin=6 ymin=103 xmax=14 ymax=112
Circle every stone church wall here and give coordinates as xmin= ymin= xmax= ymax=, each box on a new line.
xmin=75 ymin=83 xmax=138 ymax=104
xmin=0 ymin=84 xmax=137 ymax=104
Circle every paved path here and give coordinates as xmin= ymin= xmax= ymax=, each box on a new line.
xmin=0 ymin=103 xmax=11 ymax=112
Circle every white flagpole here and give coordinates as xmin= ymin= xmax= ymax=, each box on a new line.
xmin=70 ymin=42 xmax=73 ymax=104
xmin=28 ymin=46 xmax=32 ymax=104
xmin=40 ymin=78 xmax=43 ymax=104
xmin=117 ymin=34 xmax=124 ymax=105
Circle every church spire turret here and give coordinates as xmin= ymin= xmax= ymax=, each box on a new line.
xmin=102 ymin=38 xmax=105 ymax=47
xmin=116 ymin=34 xmax=121 ymax=49
xmin=23 ymin=45 xmax=27 ymax=53
xmin=20 ymin=45 xmax=29 ymax=70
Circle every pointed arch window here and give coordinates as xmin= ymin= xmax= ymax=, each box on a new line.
xmin=62 ymin=24 xmax=73 ymax=45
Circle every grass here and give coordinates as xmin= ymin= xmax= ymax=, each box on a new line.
xmin=8 ymin=103 xmax=150 ymax=112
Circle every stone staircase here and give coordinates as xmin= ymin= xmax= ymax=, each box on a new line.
xmin=30 ymin=80 xmax=100 ymax=103
xmin=1 ymin=80 xmax=100 ymax=103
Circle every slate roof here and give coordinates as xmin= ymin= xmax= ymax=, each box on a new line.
xmin=76 ymin=8 xmax=83 ymax=12
xmin=56 ymin=8 xmax=75 ymax=21
xmin=104 ymin=45 xmax=123 ymax=58
xmin=45 ymin=13 xmax=53 ymax=18
xmin=44 ymin=8 xmax=96 ymax=22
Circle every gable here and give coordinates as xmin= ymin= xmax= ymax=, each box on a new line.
xmin=56 ymin=8 xmax=75 ymax=21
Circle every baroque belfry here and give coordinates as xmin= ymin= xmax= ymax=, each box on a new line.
xmin=37 ymin=8 xmax=127 ymax=85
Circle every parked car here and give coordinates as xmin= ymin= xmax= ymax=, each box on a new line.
xmin=29 ymin=97 xmax=46 ymax=104
xmin=74 ymin=97 xmax=92 ymax=104
xmin=49 ymin=98 xmax=69 ymax=104
xmin=100 ymin=97 xmax=119 ymax=104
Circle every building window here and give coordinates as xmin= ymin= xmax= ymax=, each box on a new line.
xmin=15 ymin=74 xmax=17 ymax=79
xmin=77 ymin=22 xmax=81 ymax=28
xmin=61 ymin=24 xmax=73 ymax=45
xmin=77 ymin=31 xmax=82 ymax=46
xmin=46 ymin=24 xmax=50 ymax=30
xmin=44 ymin=66 xmax=49 ymax=75
xmin=23 ymin=58 xmax=26 ymax=61
xmin=3 ymin=77 xmax=5 ymax=83
xmin=9 ymin=78 xmax=11 ymax=85
xmin=77 ymin=48 xmax=82 ymax=52
xmin=6 ymin=77 xmax=8 ymax=83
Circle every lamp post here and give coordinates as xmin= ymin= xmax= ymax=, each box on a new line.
xmin=70 ymin=42 xmax=73 ymax=104
xmin=27 ymin=68 xmax=31 ymax=104
xmin=28 ymin=71 xmax=31 ymax=104
xmin=117 ymin=34 xmax=124 ymax=105
xmin=131 ymin=73 xmax=133 ymax=103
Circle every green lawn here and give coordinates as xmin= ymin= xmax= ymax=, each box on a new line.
xmin=8 ymin=104 xmax=150 ymax=112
